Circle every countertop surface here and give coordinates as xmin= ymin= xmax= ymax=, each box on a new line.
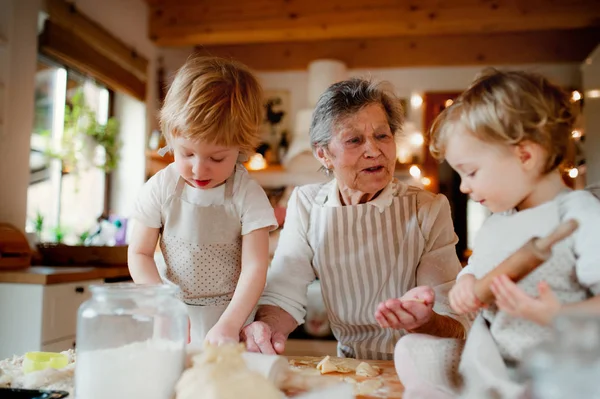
xmin=287 ymin=355 xmax=403 ymax=398
xmin=0 ymin=265 xmax=130 ymax=285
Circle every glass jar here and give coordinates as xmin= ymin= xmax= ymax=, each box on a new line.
xmin=74 ymin=283 xmax=188 ymax=399
xmin=520 ymin=313 xmax=600 ymax=399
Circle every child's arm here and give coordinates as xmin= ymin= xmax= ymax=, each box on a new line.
xmin=449 ymin=273 xmax=486 ymax=314
xmin=206 ymin=226 xmax=270 ymax=344
xmin=562 ymin=296 xmax=600 ymax=315
xmin=127 ymin=221 xmax=163 ymax=284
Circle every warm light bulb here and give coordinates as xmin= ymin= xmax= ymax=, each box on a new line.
xmin=572 ymin=130 xmax=582 ymax=139
xmin=571 ymin=91 xmax=582 ymax=102
xmin=409 ymin=133 xmax=424 ymax=147
xmin=421 ymin=177 xmax=431 ymax=186
xmin=411 ymin=94 xmax=423 ymax=108
xmin=409 ymin=165 xmax=421 ymax=178
xmin=568 ymin=168 xmax=579 ymax=178
xmin=586 ymin=89 xmax=600 ymax=99
xmin=444 ymin=99 xmax=454 ymax=108
xmin=396 ymin=146 xmax=412 ymax=164
xmin=246 ymin=153 xmax=267 ymax=171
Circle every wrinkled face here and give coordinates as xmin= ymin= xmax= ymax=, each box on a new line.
xmin=171 ymin=137 xmax=239 ymax=190
xmin=444 ymin=131 xmax=534 ymax=213
xmin=318 ymin=104 xmax=397 ymax=195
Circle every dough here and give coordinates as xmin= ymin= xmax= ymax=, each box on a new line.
xmin=355 ymin=362 xmax=381 ymax=377
xmin=342 ymin=377 xmax=385 ymax=396
xmin=316 ymin=356 xmax=338 ymax=374
xmin=315 ymin=356 xmax=354 ymax=374
xmin=355 ymin=379 xmax=384 ymax=395
xmin=176 ymin=344 xmax=283 ymax=399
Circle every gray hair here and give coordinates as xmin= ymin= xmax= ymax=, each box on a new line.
xmin=309 ymin=78 xmax=405 ymax=152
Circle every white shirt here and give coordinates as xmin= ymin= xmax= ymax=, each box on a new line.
xmin=458 ymin=189 xmax=600 ymax=361
xmin=131 ymin=163 xmax=277 ymax=235
xmin=260 ymin=178 xmax=468 ymax=330
xmin=458 ymin=189 xmax=600 ymax=294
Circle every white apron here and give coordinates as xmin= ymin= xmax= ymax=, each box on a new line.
xmin=158 ymin=169 xmax=243 ymax=344
xmin=458 ymin=315 xmax=524 ymax=399
xmin=309 ymin=181 xmax=425 ymax=360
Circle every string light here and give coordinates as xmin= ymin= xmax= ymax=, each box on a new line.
xmin=421 ymin=177 xmax=431 ymax=186
xmin=572 ymin=130 xmax=582 ymax=139
xmin=396 ymin=146 xmax=412 ymax=164
xmin=571 ymin=91 xmax=582 ymax=102
xmin=586 ymin=89 xmax=600 ymax=99
xmin=409 ymin=165 xmax=421 ymax=178
xmin=444 ymin=99 xmax=454 ymax=108
xmin=568 ymin=168 xmax=579 ymax=179
xmin=246 ymin=153 xmax=267 ymax=171
xmin=409 ymin=132 xmax=424 ymax=147
xmin=410 ymin=94 xmax=423 ymax=108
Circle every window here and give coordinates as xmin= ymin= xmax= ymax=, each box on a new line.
xmin=27 ymin=57 xmax=110 ymax=244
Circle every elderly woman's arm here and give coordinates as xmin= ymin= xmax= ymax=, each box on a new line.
xmin=243 ymin=187 xmax=318 ymax=353
xmin=411 ymin=192 xmax=470 ymax=338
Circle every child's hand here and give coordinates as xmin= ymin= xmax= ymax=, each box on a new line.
xmin=374 ymin=286 xmax=435 ymax=331
xmin=449 ymin=274 xmax=486 ymax=314
xmin=491 ymin=275 xmax=560 ymax=326
xmin=205 ymin=321 xmax=241 ymax=346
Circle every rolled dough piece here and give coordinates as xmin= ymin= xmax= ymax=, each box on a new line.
xmin=316 ymin=356 xmax=338 ymax=374
xmin=355 ymin=362 xmax=381 ymax=377
xmin=316 ymin=356 xmax=354 ymax=374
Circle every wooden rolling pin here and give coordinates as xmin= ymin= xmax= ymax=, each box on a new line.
xmin=241 ymin=352 xmax=339 ymax=392
xmin=473 ymin=219 xmax=579 ymax=304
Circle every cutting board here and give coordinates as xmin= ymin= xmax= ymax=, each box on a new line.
xmin=286 ymin=356 xmax=403 ymax=399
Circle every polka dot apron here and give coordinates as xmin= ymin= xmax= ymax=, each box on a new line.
xmin=159 ymin=170 xmax=242 ymax=343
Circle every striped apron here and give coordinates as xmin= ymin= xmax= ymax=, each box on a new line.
xmin=309 ymin=182 xmax=425 ymax=360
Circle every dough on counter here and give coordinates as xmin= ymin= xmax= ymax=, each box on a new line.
xmin=355 ymin=362 xmax=381 ymax=377
xmin=355 ymin=378 xmax=384 ymax=396
xmin=342 ymin=377 xmax=385 ymax=396
xmin=316 ymin=356 xmax=337 ymax=374
xmin=316 ymin=356 xmax=354 ymax=374
xmin=176 ymin=343 xmax=283 ymax=399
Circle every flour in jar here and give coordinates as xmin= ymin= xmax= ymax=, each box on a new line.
xmin=75 ymin=339 xmax=185 ymax=399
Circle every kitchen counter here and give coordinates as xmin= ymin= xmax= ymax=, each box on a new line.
xmin=0 ymin=266 xmax=130 ymax=285
xmin=287 ymin=356 xmax=403 ymax=398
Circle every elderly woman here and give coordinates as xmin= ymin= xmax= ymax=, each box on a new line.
xmin=241 ymin=78 xmax=468 ymax=360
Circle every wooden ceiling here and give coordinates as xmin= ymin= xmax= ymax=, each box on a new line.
xmin=145 ymin=0 xmax=600 ymax=69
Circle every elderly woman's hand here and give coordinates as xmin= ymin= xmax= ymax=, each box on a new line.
xmin=374 ymin=286 xmax=435 ymax=331
xmin=240 ymin=321 xmax=287 ymax=355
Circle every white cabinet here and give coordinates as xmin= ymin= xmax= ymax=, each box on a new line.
xmin=0 ymin=280 xmax=102 ymax=359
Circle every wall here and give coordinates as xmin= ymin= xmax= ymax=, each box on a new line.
xmin=257 ymin=63 xmax=581 ymax=137
xmin=0 ymin=0 xmax=42 ymax=231
xmin=111 ymin=93 xmax=147 ymax=216
xmin=582 ymin=45 xmax=600 ymax=185
xmin=161 ymin=47 xmax=581 ymax=139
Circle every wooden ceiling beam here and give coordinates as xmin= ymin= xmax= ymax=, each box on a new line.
xmin=147 ymin=0 xmax=600 ymax=46
xmin=47 ymin=0 xmax=148 ymax=81
xmin=39 ymin=21 xmax=147 ymax=101
xmin=190 ymin=28 xmax=600 ymax=71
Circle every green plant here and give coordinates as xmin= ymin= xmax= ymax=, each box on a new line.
xmin=78 ymin=231 xmax=90 ymax=245
xmin=52 ymin=225 xmax=67 ymax=244
xmin=47 ymin=89 xmax=121 ymax=174
xmin=33 ymin=211 xmax=44 ymax=237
